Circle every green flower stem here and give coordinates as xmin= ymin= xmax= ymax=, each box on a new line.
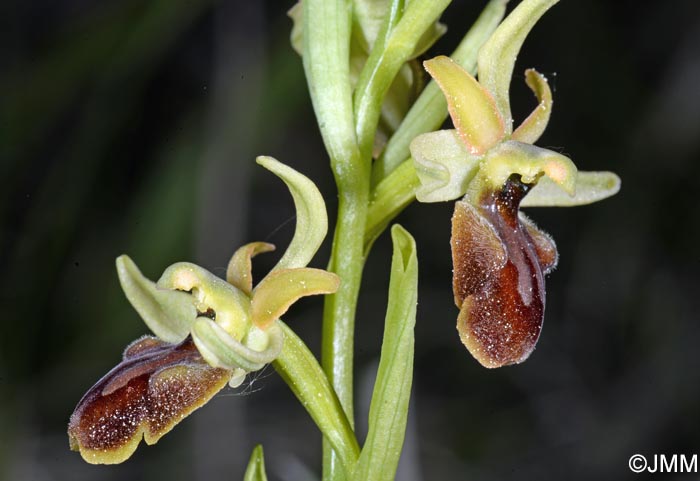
xmin=302 ymin=3 xmax=369 ymax=479
xmin=364 ymin=159 xmax=420 ymax=252
xmin=372 ymin=0 xmax=507 ymax=184
xmin=272 ymin=322 xmax=360 ymax=478
xmin=353 ymin=0 xmax=451 ymax=159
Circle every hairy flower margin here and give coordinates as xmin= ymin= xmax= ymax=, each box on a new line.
xmin=409 ymin=0 xmax=619 ymax=367
xmin=68 ymin=157 xmax=339 ymax=464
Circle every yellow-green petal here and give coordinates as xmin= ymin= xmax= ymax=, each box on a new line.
xmin=472 ymin=140 xmax=577 ymax=199
xmin=226 ymin=242 xmax=276 ymax=295
xmin=424 ymin=56 xmax=506 ymax=154
xmin=511 ymin=69 xmax=553 ymax=144
xmin=251 ymin=268 xmax=340 ymax=329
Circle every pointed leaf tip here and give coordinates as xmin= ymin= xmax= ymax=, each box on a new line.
xmin=244 ymin=445 xmax=269 ymax=481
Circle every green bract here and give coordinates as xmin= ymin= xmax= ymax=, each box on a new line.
xmin=410 ymin=0 xmax=620 ymax=205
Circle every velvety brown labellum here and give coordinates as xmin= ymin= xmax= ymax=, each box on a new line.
xmin=451 ymin=176 xmax=558 ymax=368
xmin=68 ymin=336 xmax=230 ymax=464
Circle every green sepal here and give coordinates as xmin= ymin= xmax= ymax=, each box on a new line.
xmin=522 ymin=171 xmax=621 ymax=207
xmin=353 ymin=225 xmax=418 ymax=481
xmin=410 ymin=129 xmax=480 ymax=202
xmin=158 ymin=262 xmax=251 ymax=341
xmin=243 ymin=445 xmax=269 ymax=481
xmin=256 ymin=156 xmax=328 ymax=272
xmin=116 ymin=255 xmax=197 ymax=344
xmin=477 ymin=0 xmax=559 ymax=132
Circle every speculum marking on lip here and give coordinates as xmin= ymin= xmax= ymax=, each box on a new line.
xmin=452 ymin=176 xmax=556 ymax=367
xmin=68 ymin=336 xmax=231 ymax=464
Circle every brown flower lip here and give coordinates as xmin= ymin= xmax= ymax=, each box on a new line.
xmin=452 ymin=175 xmax=558 ymax=368
xmin=68 ymin=335 xmax=230 ymax=464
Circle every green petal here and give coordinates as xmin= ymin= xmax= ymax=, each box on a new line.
xmin=424 ymin=56 xmax=506 ymax=154
xmin=409 ymin=129 xmax=480 ymax=202
xmin=511 ymin=69 xmax=553 ymax=144
xmin=116 ymin=255 xmax=197 ymax=343
xmin=521 ymin=171 xmax=621 ymax=207
xmin=477 ymin=0 xmax=559 ymax=131
xmin=243 ymin=445 xmax=269 ymax=481
xmin=158 ymin=262 xmax=251 ymax=341
xmin=256 ymin=156 xmax=328 ymax=272
xmin=251 ymin=268 xmax=340 ymax=329
xmin=226 ymin=242 xmax=276 ymax=295
xmin=474 ymin=140 xmax=577 ymax=197
xmin=191 ymin=318 xmax=283 ymax=372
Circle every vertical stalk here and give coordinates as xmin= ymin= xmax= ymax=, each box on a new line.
xmin=302 ymin=0 xmax=368 ymax=479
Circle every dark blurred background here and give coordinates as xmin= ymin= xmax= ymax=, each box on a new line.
xmin=2 ymin=0 xmax=699 ymax=480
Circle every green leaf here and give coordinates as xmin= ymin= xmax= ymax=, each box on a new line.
xmin=353 ymin=225 xmax=418 ymax=481
xmin=116 ymin=255 xmax=196 ymax=343
xmin=256 ymin=156 xmax=328 ymax=272
xmin=410 ymin=129 xmax=480 ymax=202
xmin=373 ymin=0 xmax=508 ymax=182
xmin=521 ymin=171 xmax=621 ymax=207
xmin=272 ymin=322 xmax=360 ymax=478
xmin=477 ymin=0 xmax=559 ymax=132
xmin=243 ymin=445 xmax=268 ymax=481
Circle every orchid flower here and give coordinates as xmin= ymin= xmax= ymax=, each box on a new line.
xmin=68 ymin=156 xmax=339 ymax=464
xmin=409 ymin=0 xmax=620 ymax=368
